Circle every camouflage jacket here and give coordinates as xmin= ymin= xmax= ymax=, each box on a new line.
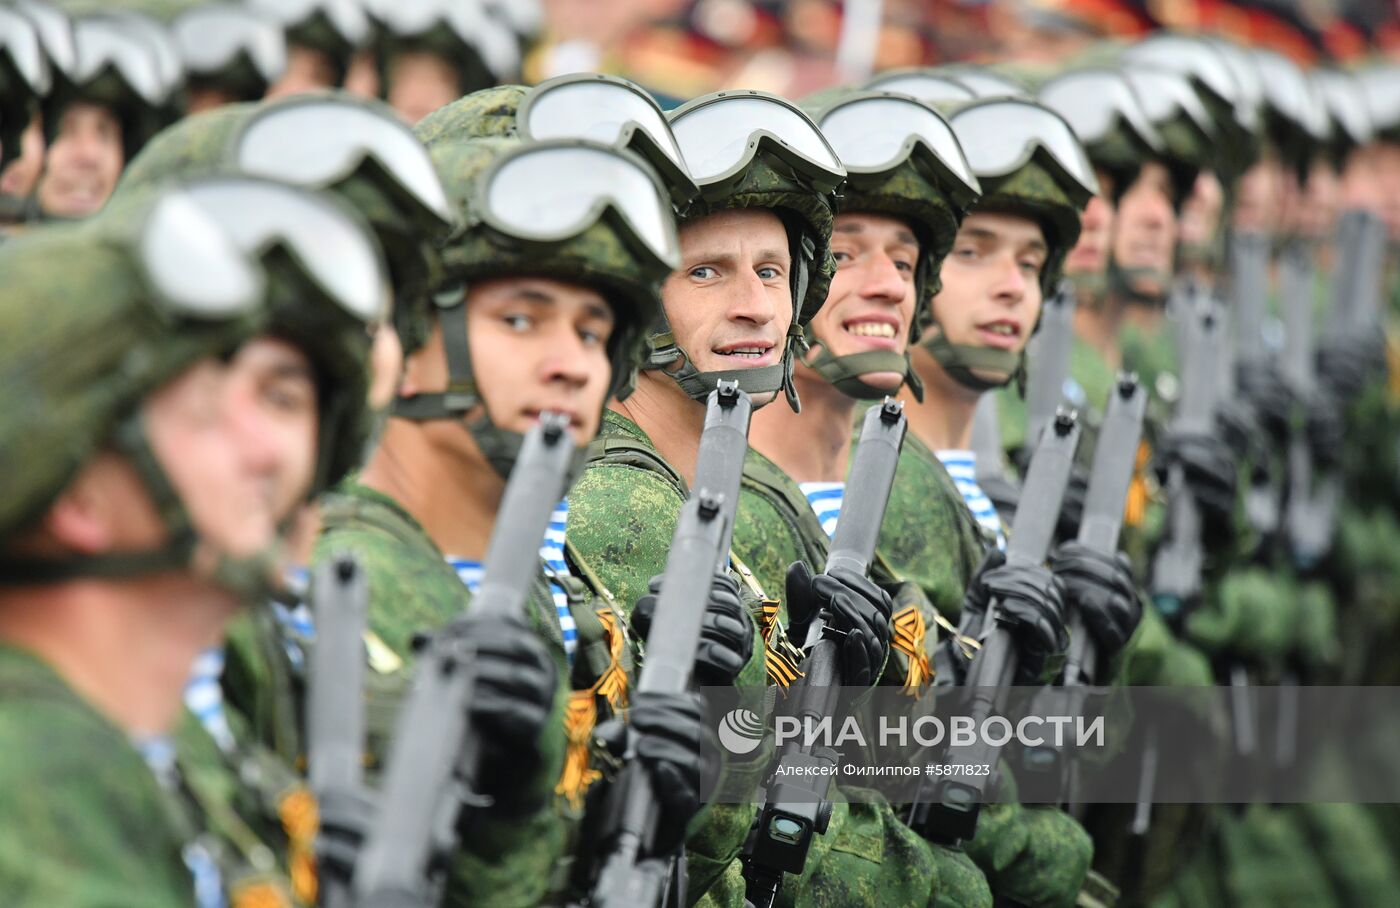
xmin=870 ymin=421 xmax=988 ymax=625
xmin=566 ymin=409 xmax=779 ymax=904
xmin=0 ymin=642 xmax=305 ymax=908
xmin=311 ymin=478 xmax=632 ymax=906
xmin=735 ymin=441 xmax=989 ymax=908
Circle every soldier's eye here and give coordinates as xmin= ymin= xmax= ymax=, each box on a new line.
xmin=690 ymin=265 xmax=718 ymax=280
xmin=503 ymin=313 xmax=531 ymax=331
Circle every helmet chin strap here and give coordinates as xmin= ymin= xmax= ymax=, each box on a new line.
xmin=391 ymin=286 xmax=589 ymax=484
xmin=1108 ymin=259 xmax=1171 ymax=307
xmin=0 ymin=413 xmax=285 ymax=603
xmin=920 ymin=328 xmax=1023 ymax=392
xmin=800 ymin=333 xmax=921 ymax=401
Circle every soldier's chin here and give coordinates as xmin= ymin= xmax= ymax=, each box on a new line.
xmin=968 ymin=366 xmax=1012 ymax=387
xmin=860 ymin=371 xmax=905 ymax=393
xmin=748 ymin=389 xmax=781 ymax=409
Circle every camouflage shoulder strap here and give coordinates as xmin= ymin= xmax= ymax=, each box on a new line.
xmin=560 ymin=537 xmax=636 ymax=696
xmin=740 ymin=451 xmax=830 ymax=572
xmin=585 ymin=433 xmax=690 ymax=499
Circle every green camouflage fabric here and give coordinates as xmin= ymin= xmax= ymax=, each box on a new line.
xmin=870 ymin=421 xmax=988 ymax=623
xmin=565 ymin=409 xmax=778 ymax=900
xmin=727 ymin=443 xmax=986 ymax=908
xmin=117 ymin=93 xmax=446 ymax=358
xmin=171 ymin=709 xmax=318 ymax=906
xmin=0 ymin=642 xmax=307 ymax=907
xmin=310 ymin=479 xmax=572 ymax=906
xmin=220 ymin=606 xmax=307 ymax=768
xmin=0 ymin=222 xmax=262 ymax=541
xmin=1186 ymin=567 xmax=1299 ymax=672
xmin=962 ymin=779 xmax=1093 ymax=908
xmin=411 ymin=85 xmax=530 ymax=146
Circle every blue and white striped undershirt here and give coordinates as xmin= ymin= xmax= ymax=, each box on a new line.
xmin=132 ymin=735 xmax=224 ymax=908
xmin=184 ymin=503 xmax=578 ymax=750
xmin=183 ymin=566 xmax=311 ymax=754
xmin=799 ymin=481 xmax=845 ymax=540
xmin=446 ymin=498 xmax=578 ymax=665
xmin=935 ymin=450 xmax=1006 ymax=551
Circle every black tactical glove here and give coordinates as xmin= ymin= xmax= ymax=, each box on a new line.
xmin=632 ymin=571 xmax=755 ymax=687
xmin=1155 ymin=431 xmax=1238 ymax=534
xmin=1304 ymin=389 xmax=1346 ymax=471
xmin=1049 ymin=541 xmax=1142 ymax=667
xmin=1214 ymin=397 xmax=1259 ymax=462
xmin=630 ymin=690 xmax=709 ymax=856
xmin=785 ymin=561 xmax=893 ymax=689
xmin=960 ymin=549 xmax=1068 ymax=683
xmin=464 ymin=615 xmax=560 ymax=814
xmin=1317 ymin=330 xmax=1386 ymax=402
xmin=1236 ymin=360 xmax=1296 ymax=443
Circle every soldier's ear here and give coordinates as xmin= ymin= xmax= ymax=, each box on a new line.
xmin=397 ymin=322 xmax=448 ymax=397
xmin=42 ymin=452 xmax=148 ymax=556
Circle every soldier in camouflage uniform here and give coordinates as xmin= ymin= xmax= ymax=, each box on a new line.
xmin=248 ymin=0 xmax=368 ymax=97
xmin=707 ymin=86 xmax=992 ymax=908
xmin=0 ymin=176 xmax=386 ymax=905
xmin=873 ymin=92 xmax=1141 ymax=908
xmin=24 ymin=12 xmax=171 ymax=222
xmin=109 ymin=93 xmax=456 ymax=777
xmin=309 ymin=113 xmax=726 ymax=903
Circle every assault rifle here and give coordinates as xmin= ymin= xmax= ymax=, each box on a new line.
xmin=353 ymin=413 xmax=577 ymax=908
xmin=908 ymin=408 xmax=1082 ymax=845
xmin=741 ymin=399 xmax=909 ymax=908
xmin=1024 ymin=279 xmax=1078 ymax=446
xmin=588 ymin=381 xmax=753 ymax=908
xmin=307 ymin=553 xmax=370 ymax=908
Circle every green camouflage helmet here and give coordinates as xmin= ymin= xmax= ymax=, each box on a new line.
xmin=1038 ymin=66 xmax=1163 ymax=203
xmin=1120 ymin=33 xmax=1261 ymax=180
xmin=0 ymin=219 xmax=268 ymax=594
xmin=111 ymin=105 xmax=416 ymax=496
xmin=367 ymin=0 xmax=518 ymax=101
xmin=41 ymin=15 xmax=173 ymax=164
xmin=925 ymin=97 xmax=1093 ymax=391
xmin=396 ymin=133 xmax=671 ymax=479
xmin=246 ymin=0 xmax=369 ymax=80
xmin=119 ymin=94 xmax=448 ymax=353
xmin=799 ymin=86 xmax=973 ymax=401
xmin=413 ymin=83 xmax=529 ymax=146
xmin=663 ymin=90 xmax=841 ymax=411
xmin=95 ymin=180 xmax=384 ymax=500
